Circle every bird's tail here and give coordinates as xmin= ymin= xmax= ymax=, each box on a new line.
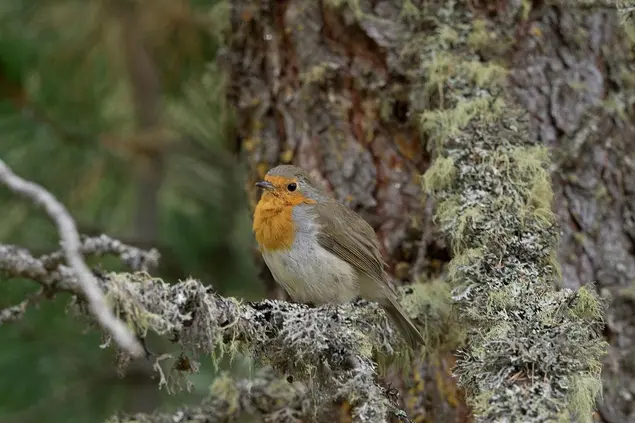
xmin=382 ymin=299 xmax=426 ymax=351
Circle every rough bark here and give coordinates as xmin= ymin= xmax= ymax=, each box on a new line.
xmin=408 ymin=0 xmax=607 ymax=420
xmin=508 ymin=4 xmax=635 ymax=422
xmin=222 ymin=0 xmax=463 ymax=420
xmin=223 ymin=0 xmax=442 ymax=275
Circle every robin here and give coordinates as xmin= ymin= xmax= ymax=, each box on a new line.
xmin=252 ymin=164 xmax=425 ymax=349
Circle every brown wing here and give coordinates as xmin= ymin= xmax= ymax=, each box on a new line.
xmin=312 ymin=201 xmax=386 ymax=283
xmin=313 ymin=202 xmax=426 ymax=347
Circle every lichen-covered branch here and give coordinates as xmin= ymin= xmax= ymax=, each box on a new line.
xmin=0 ymin=236 xmax=452 ymax=422
xmin=0 ymin=234 xmax=159 ymax=330
xmin=0 ymin=235 xmax=159 ymax=293
xmin=106 ymin=369 xmax=314 ymax=423
xmin=40 ymin=233 xmax=160 ymax=272
xmin=418 ymin=2 xmax=608 ymax=422
xmin=109 ymin=367 xmax=411 ymax=423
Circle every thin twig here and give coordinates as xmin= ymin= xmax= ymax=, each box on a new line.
xmin=0 ymin=159 xmax=144 ymax=357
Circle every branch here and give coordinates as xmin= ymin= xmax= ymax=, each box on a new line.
xmin=108 ymin=369 xmax=412 ymax=423
xmin=40 ymin=233 xmax=160 ymax=272
xmin=0 ymin=163 xmax=455 ymax=421
xmin=108 ymin=369 xmax=314 ymax=423
xmin=0 ymin=159 xmax=144 ymax=357
xmin=0 ymin=236 xmax=450 ymax=422
xmin=0 ymin=235 xmax=159 ymax=293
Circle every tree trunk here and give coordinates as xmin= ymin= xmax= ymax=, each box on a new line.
xmin=224 ymin=0 xmax=634 ymax=421
xmin=223 ymin=0 xmax=464 ymax=420
xmin=509 ymin=5 xmax=635 ymax=422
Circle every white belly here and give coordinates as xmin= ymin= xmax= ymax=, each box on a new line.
xmin=262 ymin=231 xmax=359 ymax=305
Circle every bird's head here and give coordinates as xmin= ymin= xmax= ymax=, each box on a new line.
xmin=255 ymin=165 xmax=328 ymax=206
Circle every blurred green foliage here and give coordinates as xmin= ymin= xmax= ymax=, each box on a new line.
xmin=0 ymin=1 xmax=262 ymax=422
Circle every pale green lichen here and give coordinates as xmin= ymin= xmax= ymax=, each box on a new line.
xmin=438 ymin=25 xmax=460 ymax=47
xmin=527 ymin=176 xmax=555 ymax=227
xmin=519 ymin=0 xmax=533 ymax=21
xmin=467 ymin=19 xmax=492 ymax=52
xmin=486 ymin=288 xmax=514 ymax=312
xmin=421 ymin=96 xmax=506 ymax=149
xmin=466 ymin=18 xmax=514 ymax=57
xmin=462 ymin=60 xmax=509 ymax=88
xmin=510 ymin=145 xmax=550 ymax=178
xmin=417 ymin=2 xmax=607 ymax=421
xmin=547 ymin=249 xmax=563 ymax=282
xmin=569 ymin=286 xmax=605 ymax=321
xmin=108 ymin=369 xmax=313 ymax=422
xmin=433 ymin=196 xmax=461 ymax=227
xmin=453 ymin=206 xmax=484 ymax=254
xmin=299 ymin=63 xmax=337 ymax=86
xmin=400 ymin=0 xmax=421 ymax=20
xmin=507 ymin=146 xmax=557 ymax=228
xmin=447 ymin=248 xmax=483 ymax=283
xmin=567 ymin=374 xmax=603 ymax=423
xmin=422 ymin=156 xmax=457 ymax=193
xmin=424 ymin=53 xmax=458 ymax=94
xmin=209 ymin=374 xmax=241 ymax=415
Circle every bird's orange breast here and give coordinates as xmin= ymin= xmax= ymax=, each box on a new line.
xmin=253 ymin=191 xmax=316 ymax=252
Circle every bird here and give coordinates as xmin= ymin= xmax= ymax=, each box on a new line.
xmin=252 ymin=164 xmax=425 ymax=350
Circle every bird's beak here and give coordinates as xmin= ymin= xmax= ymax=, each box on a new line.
xmin=255 ymin=180 xmax=275 ymax=191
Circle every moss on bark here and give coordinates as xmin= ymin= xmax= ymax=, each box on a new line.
xmin=419 ymin=2 xmax=607 ymax=421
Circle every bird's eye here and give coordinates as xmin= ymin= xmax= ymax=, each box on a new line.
xmin=287 ymin=183 xmax=297 ymax=192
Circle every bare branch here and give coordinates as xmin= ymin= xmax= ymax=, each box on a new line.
xmin=0 ymin=159 xmax=144 ymax=357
